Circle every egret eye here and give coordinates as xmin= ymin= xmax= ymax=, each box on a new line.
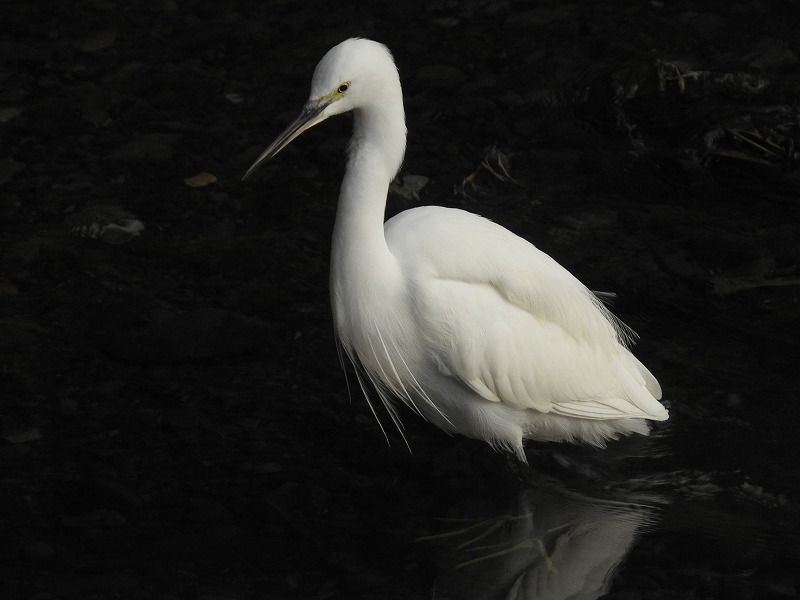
xmin=337 ymin=82 xmax=350 ymax=94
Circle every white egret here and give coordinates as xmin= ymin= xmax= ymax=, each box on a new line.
xmin=244 ymin=38 xmax=668 ymax=461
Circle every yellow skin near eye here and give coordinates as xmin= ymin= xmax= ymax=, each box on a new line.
xmin=320 ymin=82 xmax=350 ymax=104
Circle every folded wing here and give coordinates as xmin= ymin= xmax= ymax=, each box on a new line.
xmin=386 ymin=206 xmax=667 ymax=422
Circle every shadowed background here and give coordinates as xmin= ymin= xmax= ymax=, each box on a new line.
xmin=2 ymin=1 xmax=799 ymax=598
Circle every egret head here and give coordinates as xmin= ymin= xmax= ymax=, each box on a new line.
xmin=242 ymin=38 xmax=401 ymax=180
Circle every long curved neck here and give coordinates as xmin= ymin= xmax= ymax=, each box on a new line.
xmin=331 ymin=99 xmax=407 ymax=311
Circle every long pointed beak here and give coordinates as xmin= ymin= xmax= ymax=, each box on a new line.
xmin=242 ymin=99 xmax=329 ymax=181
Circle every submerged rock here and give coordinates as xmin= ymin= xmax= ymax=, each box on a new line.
xmin=66 ymin=204 xmax=145 ymax=244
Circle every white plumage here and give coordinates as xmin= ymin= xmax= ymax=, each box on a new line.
xmin=244 ymin=38 xmax=668 ymax=460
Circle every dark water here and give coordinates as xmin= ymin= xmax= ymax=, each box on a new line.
xmin=2 ymin=1 xmax=800 ymax=598
xmin=414 ymin=409 xmax=800 ymax=600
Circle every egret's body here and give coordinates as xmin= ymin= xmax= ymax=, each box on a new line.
xmin=245 ymin=39 xmax=668 ymax=460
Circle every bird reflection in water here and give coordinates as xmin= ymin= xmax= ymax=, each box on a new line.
xmin=420 ymin=475 xmax=659 ymax=600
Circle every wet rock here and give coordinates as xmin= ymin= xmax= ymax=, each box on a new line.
xmin=0 ymin=106 xmax=22 ymax=122
xmin=109 ymin=134 xmax=181 ymax=162
xmin=184 ymin=171 xmax=218 ymax=187
xmin=104 ymin=308 xmax=271 ymax=364
xmin=66 ymin=204 xmax=145 ymax=244
xmin=1 ymin=426 xmax=43 ymax=444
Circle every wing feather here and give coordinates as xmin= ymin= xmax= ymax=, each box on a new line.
xmin=385 ymin=206 xmax=668 ymax=422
